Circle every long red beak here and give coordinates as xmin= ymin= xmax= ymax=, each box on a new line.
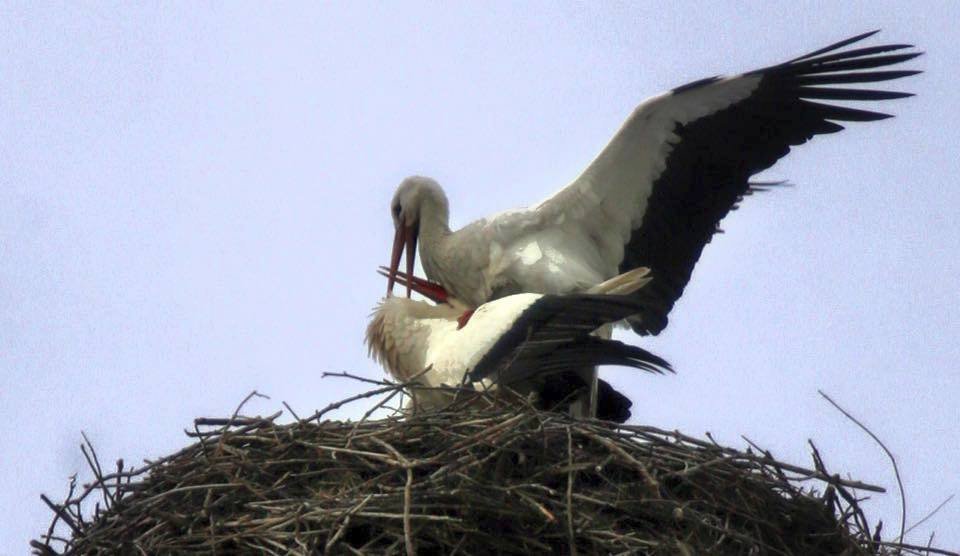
xmin=377 ymin=266 xmax=449 ymax=304
xmin=386 ymin=222 xmax=419 ymax=298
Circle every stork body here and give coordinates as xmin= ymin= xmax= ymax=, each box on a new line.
xmin=386 ymin=31 xmax=921 ymax=336
xmin=366 ymin=269 xmax=671 ymax=422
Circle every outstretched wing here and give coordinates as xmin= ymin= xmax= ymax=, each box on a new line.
xmin=532 ymin=30 xmax=920 ymax=334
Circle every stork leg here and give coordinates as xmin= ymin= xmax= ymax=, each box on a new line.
xmin=569 ymin=324 xmax=613 ymax=419
xmin=566 ymin=366 xmax=598 ymax=419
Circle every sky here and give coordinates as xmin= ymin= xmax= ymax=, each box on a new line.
xmin=2 ymin=2 xmax=958 ymax=552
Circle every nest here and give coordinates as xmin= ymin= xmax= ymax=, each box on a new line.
xmin=33 ymin=383 xmax=949 ymax=555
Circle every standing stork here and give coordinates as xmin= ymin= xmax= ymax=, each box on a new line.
xmin=384 ymin=31 xmax=921 ymax=338
xmin=366 ymin=268 xmax=671 ymax=422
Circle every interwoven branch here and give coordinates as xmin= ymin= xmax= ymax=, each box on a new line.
xmin=31 ymin=385 xmax=955 ymax=556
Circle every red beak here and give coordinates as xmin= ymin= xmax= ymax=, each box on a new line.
xmin=377 ymin=266 xmax=449 ymax=304
xmin=386 ymin=222 xmax=419 ymax=298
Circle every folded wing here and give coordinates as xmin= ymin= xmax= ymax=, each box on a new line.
xmin=468 ymin=293 xmax=672 ymax=385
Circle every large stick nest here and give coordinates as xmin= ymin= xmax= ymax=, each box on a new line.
xmin=33 ymin=386 xmax=946 ymax=555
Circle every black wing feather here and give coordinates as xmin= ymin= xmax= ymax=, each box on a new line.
xmin=621 ymin=31 xmax=920 ymax=335
xmin=468 ymin=293 xmax=671 ymax=384
xmin=538 ymin=376 xmax=635 ymax=424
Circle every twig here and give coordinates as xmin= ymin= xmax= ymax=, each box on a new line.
xmin=322 ymin=371 xmax=395 ymax=387
xmin=873 ymin=540 xmax=959 ymax=556
xmin=324 ymin=495 xmax=373 ymax=552
xmin=80 ymin=432 xmax=114 ymax=509
xmin=41 ymin=474 xmax=76 ymax=548
xmin=281 ymin=401 xmax=302 ymax=422
xmin=40 ymin=494 xmax=82 ymax=537
xmin=346 ymin=387 xmax=404 ymax=448
xmin=819 ymin=389 xmax=907 ymax=545
xmin=566 ymin=426 xmax=578 ymax=556
xmin=904 ymin=494 xmax=954 ymax=536
xmin=343 ymin=366 xmax=434 ymax=448
xmin=227 ymin=390 xmax=271 ymax=426
xmin=583 ymin=430 xmax=659 ymax=497
xmin=307 ymin=384 xmax=401 ymax=421
xmin=403 ymin=466 xmax=415 ymax=556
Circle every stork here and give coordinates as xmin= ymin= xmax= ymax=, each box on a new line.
xmin=385 ymin=31 xmax=921 ymax=339
xmin=366 ymin=268 xmax=671 ymax=422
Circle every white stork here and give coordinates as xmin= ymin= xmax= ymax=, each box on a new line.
xmin=366 ymin=268 xmax=671 ymax=422
xmin=384 ymin=30 xmax=921 ymax=337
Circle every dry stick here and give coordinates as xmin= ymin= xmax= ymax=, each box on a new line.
xmin=42 ymin=474 xmax=77 ymax=548
xmin=904 ymin=494 xmax=955 ymax=536
xmin=309 ymin=369 xmax=449 ymax=424
xmin=324 ymin=494 xmax=373 ymax=552
xmin=115 ymin=459 xmax=125 ymax=507
xmin=818 ymin=389 xmax=907 ymax=546
xmin=346 ymin=387 xmax=404 ymax=448
xmin=308 ymin=384 xmax=401 ymax=421
xmin=322 ymin=371 xmax=396 ymax=387
xmin=344 ymin=366 xmax=434 ymax=448
xmin=80 ymin=431 xmax=114 ymax=509
xmin=28 ymin=540 xmax=58 ymax=555
xmin=807 ymin=438 xmax=873 ymax=541
xmin=448 ymin=535 xmax=467 ymax=556
xmin=40 ymin=494 xmax=83 ymax=537
xmin=281 ymin=401 xmax=302 ymax=422
xmin=403 ymin=466 xmax=415 ymax=556
xmin=193 ymin=416 xmax=268 ymax=427
xmin=514 ymin=490 xmax=556 ymax=522
xmin=206 ymin=390 xmax=273 ymax=459
xmin=583 ymin=431 xmax=659 ymax=497
xmin=634 ymin=424 xmax=885 ymax=493
xmin=565 ymin=426 xmax=578 ymax=556
xmin=874 ymin=540 xmax=959 ymax=556
xmin=366 ymin=436 xmax=416 ymax=556
xmin=224 ymin=390 xmax=271 ymax=430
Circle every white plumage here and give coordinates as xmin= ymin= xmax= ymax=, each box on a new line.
xmin=367 ymin=293 xmax=538 ymax=387
xmin=366 ymin=269 xmax=670 ymax=419
xmin=385 ymin=31 xmax=920 ymax=339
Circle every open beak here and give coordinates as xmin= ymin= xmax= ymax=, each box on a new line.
xmin=377 ymin=266 xmax=449 ymax=304
xmin=386 ymin=221 xmax=419 ymax=297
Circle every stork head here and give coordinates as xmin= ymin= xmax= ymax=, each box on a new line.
xmin=386 ymin=176 xmax=447 ymax=297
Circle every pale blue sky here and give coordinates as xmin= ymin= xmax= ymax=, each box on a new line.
xmin=2 ymin=2 xmax=958 ymax=552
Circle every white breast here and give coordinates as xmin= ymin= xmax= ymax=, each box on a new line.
xmin=423 ymin=293 xmax=541 ymax=381
xmin=368 ymin=294 xmax=543 ymax=412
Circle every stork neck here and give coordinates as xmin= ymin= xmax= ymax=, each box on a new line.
xmin=418 ymin=197 xmax=450 ymax=242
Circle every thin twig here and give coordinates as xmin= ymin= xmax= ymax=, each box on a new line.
xmin=40 ymin=495 xmax=82 ymax=536
xmin=307 ymin=384 xmax=401 ymax=421
xmin=80 ymin=432 xmax=114 ymax=509
xmin=819 ymin=389 xmax=907 ymax=545
xmin=566 ymin=426 xmax=578 ymax=556
xmin=904 ymin=494 xmax=954 ymax=536
xmin=403 ymin=466 xmax=415 ymax=556
xmin=281 ymin=401 xmax=302 ymax=422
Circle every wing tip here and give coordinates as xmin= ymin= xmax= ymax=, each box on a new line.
xmin=787 ymin=29 xmax=882 ymax=63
